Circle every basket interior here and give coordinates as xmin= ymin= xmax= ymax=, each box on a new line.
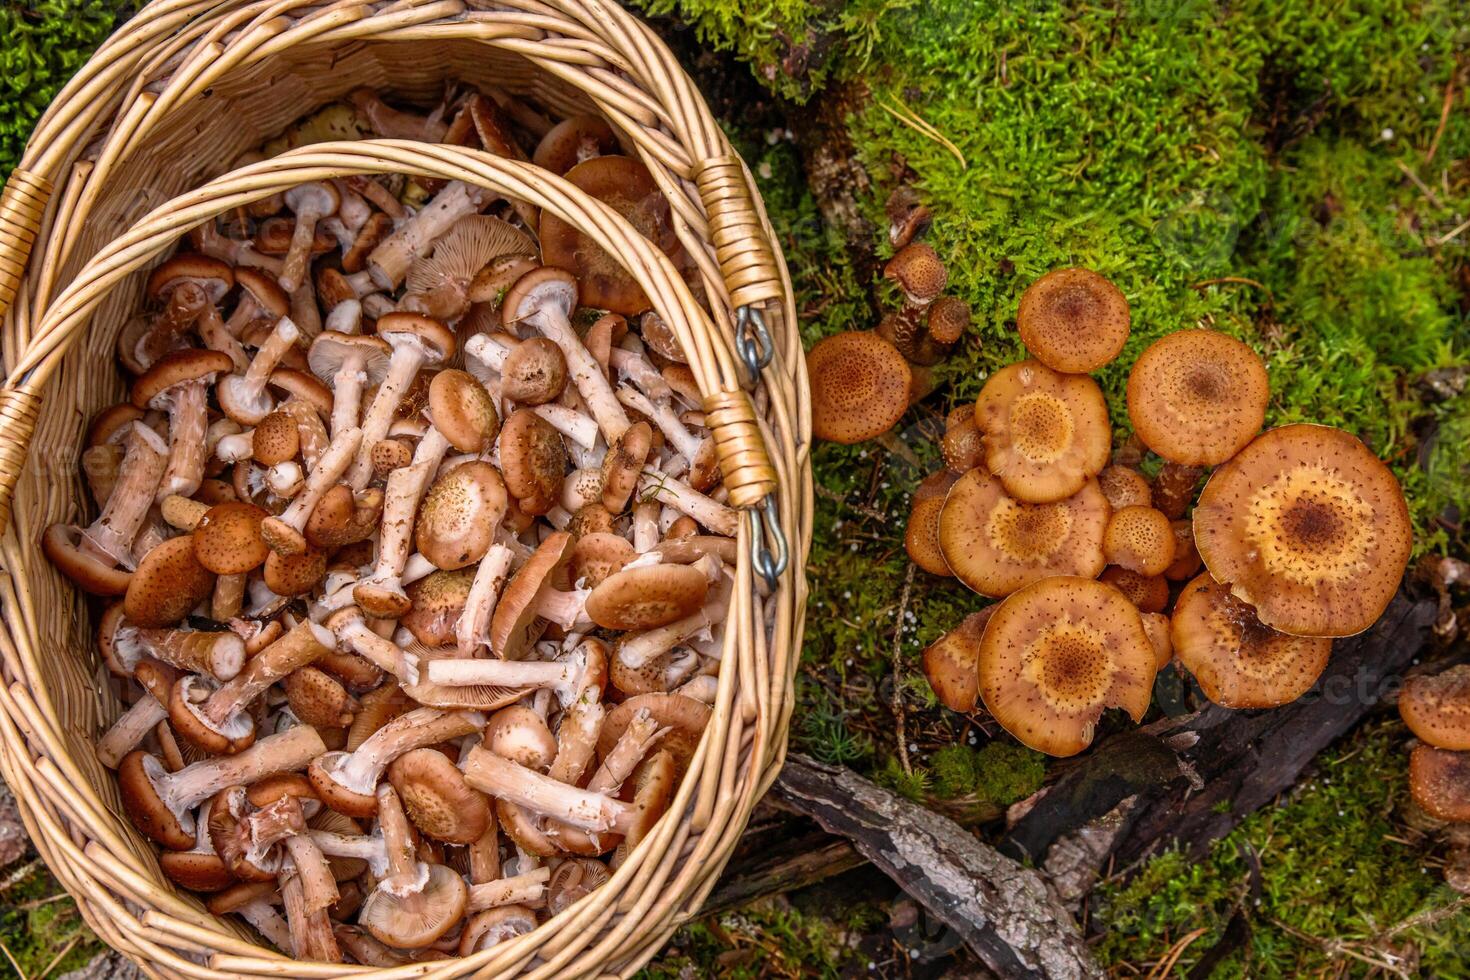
xmin=15 ymin=36 xmax=692 ymax=943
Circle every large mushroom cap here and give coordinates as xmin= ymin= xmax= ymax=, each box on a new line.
xmin=1171 ymin=572 xmax=1332 ymax=709
xmin=1016 ymin=268 xmax=1130 ymax=374
xmin=130 ymin=349 xmax=234 ymax=408
xmin=806 ymin=331 xmax=911 ymax=444
xmin=976 ymin=360 xmax=1110 ymax=503
xmin=415 ymin=461 xmax=508 ymax=570
xmin=490 ymin=531 xmax=574 ymax=660
xmin=1409 ymin=744 xmax=1470 ymax=822
xmin=938 ymin=469 xmax=1109 ymax=597
xmin=193 ymin=501 xmax=270 ymax=575
xmin=978 ymin=576 xmax=1156 ymax=757
xmin=499 ymin=408 xmax=567 ymax=517
xmin=584 ymin=563 xmax=710 ymax=631
xmin=1126 ymin=329 xmax=1270 ymax=466
xmin=1399 ymin=665 xmax=1470 ymax=751
xmin=124 ymin=535 xmax=215 ymax=627
xmin=387 ymin=747 xmax=491 ymax=844
xmin=921 ymin=608 xmax=992 ymax=712
xmin=540 ymin=155 xmax=676 ymax=315
xmin=1193 ymin=424 xmax=1412 ymax=637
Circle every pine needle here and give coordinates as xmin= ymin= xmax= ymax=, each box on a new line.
xmin=879 ymin=97 xmax=968 ymax=169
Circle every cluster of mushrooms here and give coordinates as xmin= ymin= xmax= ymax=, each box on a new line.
xmin=808 ymin=265 xmax=1413 ymax=758
xmin=1399 ymin=665 xmax=1470 ymax=892
xmin=42 ymin=87 xmax=738 ymax=964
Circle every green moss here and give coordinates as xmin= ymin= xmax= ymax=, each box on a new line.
xmin=639 ymin=896 xmax=870 ymax=978
xmin=1094 ymin=721 xmax=1470 ymax=977
xmin=928 ymin=742 xmax=1044 ymax=805
xmin=0 ymin=862 xmax=104 ymax=978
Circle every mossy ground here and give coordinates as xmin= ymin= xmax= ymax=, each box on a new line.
xmin=3 ymin=0 xmax=1470 ymax=974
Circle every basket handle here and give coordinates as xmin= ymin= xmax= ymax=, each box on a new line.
xmin=0 ymin=169 xmax=53 ymax=321
xmin=689 ymin=156 xmax=784 ymax=311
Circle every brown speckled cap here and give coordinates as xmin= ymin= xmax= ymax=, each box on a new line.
xmin=1409 ymin=743 xmax=1470 ymax=822
xmin=1193 ymin=424 xmax=1411 ymax=637
xmin=1127 ymin=329 xmax=1269 ymax=466
xmin=1016 ymin=268 xmax=1129 ymax=374
xmin=977 ymin=360 xmax=1110 ymax=504
xmin=921 ymin=608 xmax=993 ymax=713
xmin=1103 ymin=505 xmax=1176 ymax=577
xmin=1400 ymin=665 xmax=1470 ymax=751
xmin=806 ymin=331 xmax=911 ymax=444
xmin=978 ymin=576 xmax=1155 ymax=757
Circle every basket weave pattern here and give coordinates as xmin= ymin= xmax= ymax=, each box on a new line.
xmin=0 ymin=2 xmax=812 ymax=976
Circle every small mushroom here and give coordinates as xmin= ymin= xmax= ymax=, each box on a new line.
xmin=457 ymin=905 xmax=537 ymax=956
xmin=490 ymin=531 xmax=575 ymax=659
xmin=937 ymin=469 xmax=1108 ymax=597
xmin=1016 ymin=267 xmax=1130 ymax=374
xmin=921 ymin=609 xmax=993 ymax=713
xmin=403 ymin=215 xmax=533 ymax=321
xmin=1127 ymin=329 xmax=1270 ymax=467
xmin=499 ymin=408 xmax=567 ymax=517
xmin=1150 ymin=461 xmax=1202 ymax=521
xmin=1097 ymin=465 xmax=1152 ymax=512
xmin=131 ymin=349 xmax=235 ymax=502
xmin=124 ymin=535 xmax=215 ymax=628
xmin=279 ymin=182 xmax=341 ymax=292
xmin=218 ymin=317 xmax=303 ymax=425
xmin=941 ymin=405 xmax=983 ymax=474
xmin=584 ymin=563 xmax=710 ymax=631
xmin=307 ymin=332 xmax=391 ymax=440
xmin=357 ymin=784 xmax=469 ymax=949
xmin=904 ymin=470 xmax=959 ymax=576
xmin=1399 ymin=666 xmax=1470 ymax=751
xmin=978 ymin=576 xmax=1156 ymax=757
xmin=532 ymin=115 xmax=618 ymax=175
xmin=976 ymin=360 xmax=1110 ymax=504
xmin=501 ymin=336 xmax=568 ymax=405
xmin=1102 ymin=505 xmax=1176 ymax=577
xmin=1193 ymin=424 xmax=1412 ymax=637
xmin=387 ymin=747 xmax=491 ymax=844
xmin=601 ymin=421 xmax=652 ymax=514
xmin=806 ymin=331 xmax=911 ymax=444
xmin=401 ymin=568 xmax=476 ymax=647
xmin=427 ymin=369 xmax=499 ymax=453
xmin=597 ymin=693 xmax=711 ymax=774
xmin=1098 ymin=566 xmax=1169 ymax=615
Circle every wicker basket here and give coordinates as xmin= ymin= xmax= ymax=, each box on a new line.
xmin=0 ymin=3 xmax=811 ymax=977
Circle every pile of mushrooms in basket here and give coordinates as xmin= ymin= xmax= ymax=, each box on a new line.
xmin=42 ymin=89 xmax=738 ymax=964
xmin=808 ymin=239 xmax=1414 ymax=759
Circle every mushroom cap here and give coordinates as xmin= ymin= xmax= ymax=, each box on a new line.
xmin=568 ymin=532 xmax=636 ymax=588
xmin=234 ymin=267 xmax=290 ymax=318
xmin=262 ymin=547 xmax=327 ymax=596
xmin=1126 ymin=329 xmax=1270 ymax=466
xmin=599 ymin=421 xmax=651 ymax=514
xmin=416 ymin=461 xmax=508 ymax=571
xmin=978 ymin=576 xmax=1156 ymax=757
xmin=1102 ymin=505 xmax=1176 ymax=577
xmin=42 ymin=524 xmax=132 ymax=595
xmin=500 ymin=336 xmax=568 ymax=405
xmin=130 ymin=349 xmax=234 ymax=408
xmin=307 ymin=331 xmax=391 ymax=386
xmin=169 ymin=674 xmax=256 ymax=755
xmin=251 ymin=411 xmax=299 ymax=467
xmin=158 ymin=849 xmax=233 ymax=892
xmin=388 ymin=748 xmax=491 ymax=844
xmin=976 ymin=359 xmax=1110 ymax=504
xmin=283 ymin=665 xmax=357 ymax=729
xmin=490 ymin=531 xmax=574 ymax=660
xmin=118 ymin=750 xmax=194 ymax=849
xmin=457 ymin=904 xmax=537 ymax=956
xmin=1098 ymin=566 xmax=1169 ymax=614
xmin=1015 ymin=267 xmax=1130 ymax=374
xmin=941 ymin=406 xmax=983 ymax=474
xmin=427 ymin=370 xmax=499 ymax=453
xmin=1140 ymin=612 xmax=1173 ymax=670
xmin=806 ymin=331 xmax=911 ymax=444
xmin=1193 ymin=424 xmax=1412 ymax=637
xmin=921 ymin=608 xmax=992 ymax=713
xmin=585 ymin=563 xmax=710 ymax=630
xmin=484 ymin=705 xmax=558 ymax=770
xmin=406 ymin=215 xmax=534 ymax=295
xmin=905 ymin=470 xmax=958 ymax=576
xmin=546 ymin=857 xmax=611 ymax=916
xmin=1097 ymin=465 xmax=1152 ymax=512
xmin=1171 ymin=572 xmax=1333 ymax=709
xmin=375 ymin=312 xmax=456 ymax=363
xmin=1409 ymin=744 xmax=1470 ymax=822
xmin=359 ymin=863 xmax=469 ymax=949
xmin=639 ymin=311 xmax=687 ymax=364
xmin=193 ymin=501 xmax=270 ymax=575
xmin=1399 ymin=665 xmax=1470 ymax=751
xmin=883 ymin=242 xmax=947 ymax=302
xmin=124 ymin=535 xmax=215 ymax=628
xmin=401 ymin=568 xmax=476 ymax=647
xmin=619 ymin=748 xmax=677 ymax=854
xmin=533 ymin=115 xmax=619 ymax=175
xmin=502 ymin=265 xmax=578 ymax=324
xmin=938 ymin=468 xmax=1109 ymax=598
xmin=1163 ymin=519 xmax=1203 ymax=581
xmin=598 ymin=693 xmax=711 ymax=773
xmin=267 ymin=369 xmax=333 ymax=419
xmin=540 ymin=155 xmax=676 ymax=315
xmin=499 ymin=408 xmax=567 ymax=516
xmin=147 ymin=253 xmax=234 ymax=303
xmin=86 ymin=403 xmax=146 ymax=448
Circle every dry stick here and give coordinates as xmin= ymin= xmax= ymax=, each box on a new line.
xmin=35 ymin=934 xmax=81 ymax=980
xmin=1425 ymin=66 xmax=1460 ymax=164
xmin=892 ymin=562 xmax=916 ymax=776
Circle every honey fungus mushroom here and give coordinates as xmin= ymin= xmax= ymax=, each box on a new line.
xmin=1126 ymin=329 xmax=1270 ymax=466
xmin=1399 ymin=665 xmax=1470 ymax=751
xmin=976 ymin=360 xmax=1110 ymax=504
xmin=938 ymin=469 xmax=1108 ymax=597
xmin=1171 ymin=573 xmax=1332 ymax=709
xmin=978 ymin=576 xmax=1156 ymax=757
xmin=1409 ymin=744 xmax=1470 ymax=822
xmin=921 ymin=609 xmax=992 ymax=712
xmin=1193 ymin=424 xmax=1412 ymax=637
xmin=1016 ymin=268 xmax=1130 ymax=374
xmin=806 ymin=331 xmax=912 ymax=444
xmin=904 ymin=470 xmax=958 ymax=576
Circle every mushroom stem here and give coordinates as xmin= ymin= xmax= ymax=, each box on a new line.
xmin=546 ymin=696 xmax=604 ymax=786
xmin=309 ymin=830 xmax=389 ymax=875
xmin=333 ymin=708 xmax=481 ymax=795
xmin=97 ymin=696 xmax=168 ymax=768
xmin=197 ymin=306 xmax=250 ymax=373
xmin=158 ymin=726 xmax=327 ymax=823
xmin=587 ymin=708 xmax=662 ymax=794
xmin=617 ymin=386 xmax=703 ymax=462
xmin=462 ymin=746 xmax=632 ymax=833
xmin=355 ymin=429 xmax=449 ymax=605
xmin=456 ymin=544 xmax=515 ymax=655
xmin=237 ymin=899 xmax=292 ymax=953
xmin=426 ymin=659 xmax=578 ymax=691
xmin=218 ymin=317 xmax=300 ymax=423
xmin=520 ymin=302 xmax=629 ymax=443
xmin=529 ymin=404 xmax=599 ymax=450
xmin=328 ymin=610 xmax=420 ymax=685
xmin=80 ymin=422 xmax=169 ymax=566
xmin=329 ymin=357 xmax=369 ymax=440
xmin=260 ymin=427 xmax=362 ymax=553
xmin=467 ymin=868 xmax=550 ymax=912
xmin=610 ymin=348 xmax=672 ymax=401
xmin=636 ymin=470 xmax=738 ymax=537
xmin=281 ymin=398 xmax=330 ymax=471
xmin=632 ymin=500 xmax=660 ymax=553
xmin=282 ymin=831 xmax=340 ymax=916
xmin=368 ymin=182 xmax=489 ymax=290
xmin=116 ymin=625 xmax=246 ymax=681
xmin=346 ymin=346 xmax=443 ymax=490
xmin=193 ymin=221 xmax=282 ymax=275
xmin=281 ymin=867 xmax=340 ymax=962
xmin=535 ymin=587 xmax=591 ymax=631
xmin=616 ymin=582 xmax=732 ymax=669
xmin=201 ymin=621 xmax=335 ymax=725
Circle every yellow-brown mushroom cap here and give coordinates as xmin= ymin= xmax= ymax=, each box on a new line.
xmin=921 ymin=608 xmax=993 ymax=713
xmin=976 ymin=360 xmax=1110 ymax=504
xmin=1097 ymin=465 xmax=1152 ymax=512
xmin=1140 ymin=612 xmax=1173 ymax=670
xmin=978 ymin=576 xmax=1156 ymax=757
xmin=1400 ymin=665 xmax=1470 ymax=751
xmin=1099 ymin=565 xmax=1169 ymax=614
xmin=1171 ymin=572 xmax=1332 ymax=709
xmin=1126 ymin=329 xmax=1270 ymax=466
xmin=1015 ymin=268 xmax=1130 ymax=374
xmin=1103 ymin=506 xmax=1176 ymax=577
xmin=1193 ymin=424 xmax=1412 ymax=637
xmin=938 ymin=469 xmax=1109 ymax=598
xmin=905 ymin=470 xmax=958 ymax=576
xmin=807 ymin=331 xmax=911 ymax=444
xmin=1408 ymin=744 xmax=1470 ymax=822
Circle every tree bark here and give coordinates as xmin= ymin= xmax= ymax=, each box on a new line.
xmin=772 ymin=753 xmax=1103 ymax=980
